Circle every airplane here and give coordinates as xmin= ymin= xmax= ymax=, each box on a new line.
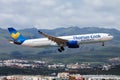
xmin=8 ymin=27 xmax=114 ymax=52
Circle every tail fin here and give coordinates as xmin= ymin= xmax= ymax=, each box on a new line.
xmin=8 ymin=27 xmax=27 ymax=44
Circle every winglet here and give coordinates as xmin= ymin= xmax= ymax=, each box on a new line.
xmin=38 ymin=30 xmax=43 ymax=34
xmin=38 ymin=30 xmax=48 ymax=37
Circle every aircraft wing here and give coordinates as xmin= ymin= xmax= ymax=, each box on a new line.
xmin=38 ymin=30 xmax=68 ymax=46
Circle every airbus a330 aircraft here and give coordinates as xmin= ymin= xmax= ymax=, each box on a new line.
xmin=8 ymin=27 xmax=113 ymax=52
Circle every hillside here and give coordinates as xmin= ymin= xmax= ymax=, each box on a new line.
xmin=0 ymin=27 xmax=120 ymax=64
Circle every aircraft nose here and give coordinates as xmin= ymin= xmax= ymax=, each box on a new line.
xmin=107 ymin=34 xmax=114 ymax=40
xmin=111 ymin=35 xmax=114 ymax=39
xmin=110 ymin=35 xmax=114 ymax=40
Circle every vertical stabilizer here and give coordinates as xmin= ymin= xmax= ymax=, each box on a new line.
xmin=8 ymin=27 xmax=27 ymax=44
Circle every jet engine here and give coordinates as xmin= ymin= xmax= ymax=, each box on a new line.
xmin=66 ymin=40 xmax=79 ymax=48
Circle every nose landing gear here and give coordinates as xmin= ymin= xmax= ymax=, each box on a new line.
xmin=102 ymin=42 xmax=104 ymax=46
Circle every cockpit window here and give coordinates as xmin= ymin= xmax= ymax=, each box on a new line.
xmin=108 ymin=34 xmax=111 ymax=36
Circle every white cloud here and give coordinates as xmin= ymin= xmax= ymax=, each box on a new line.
xmin=0 ymin=0 xmax=120 ymax=30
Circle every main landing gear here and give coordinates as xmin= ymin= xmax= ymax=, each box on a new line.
xmin=58 ymin=47 xmax=64 ymax=52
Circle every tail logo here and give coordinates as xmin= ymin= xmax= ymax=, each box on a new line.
xmin=11 ymin=32 xmax=20 ymax=39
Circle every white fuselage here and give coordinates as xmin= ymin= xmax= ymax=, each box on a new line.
xmin=21 ymin=33 xmax=113 ymax=47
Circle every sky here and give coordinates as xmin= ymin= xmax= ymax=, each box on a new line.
xmin=0 ymin=0 xmax=120 ymax=30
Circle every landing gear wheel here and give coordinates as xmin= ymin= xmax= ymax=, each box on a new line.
xmin=58 ymin=49 xmax=62 ymax=52
xmin=102 ymin=42 xmax=104 ymax=46
xmin=61 ymin=47 xmax=64 ymax=51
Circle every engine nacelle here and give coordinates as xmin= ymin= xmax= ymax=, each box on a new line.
xmin=66 ymin=40 xmax=79 ymax=48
